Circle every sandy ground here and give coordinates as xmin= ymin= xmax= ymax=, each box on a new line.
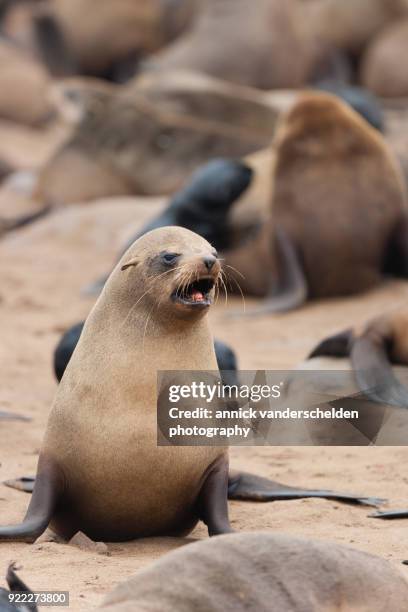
xmin=1 ymin=123 xmax=408 ymax=609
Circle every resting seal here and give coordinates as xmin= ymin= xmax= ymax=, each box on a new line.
xmin=31 ymin=0 xmax=195 ymax=80
xmin=143 ymin=0 xmax=326 ymax=89
xmin=101 ymin=532 xmax=408 ymax=611
xmin=35 ymin=74 xmax=277 ymax=205
xmin=0 ymin=227 xmax=381 ymax=543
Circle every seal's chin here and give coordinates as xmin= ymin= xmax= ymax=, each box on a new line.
xmin=171 ymin=276 xmax=216 ymax=309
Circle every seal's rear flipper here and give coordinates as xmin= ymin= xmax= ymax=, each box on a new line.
xmin=387 ymin=215 xmax=408 ymax=278
xmin=370 ymin=509 xmax=408 ymax=520
xmin=227 ymin=226 xmax=307 ymax=317
xmin=0 ymin=458 xmax=63 ymax=542
xmin=351 ymin=333 xmax=408 ymax=408
xmin=308 ymin=329 xmax=352 ymax=359
xmin=6 ymin=563 xmax=37 ymax=611
xmin=4 ymin=476 xmax=35 ymax=493
xmin=228 ymin=472 xmax=385 ymax=507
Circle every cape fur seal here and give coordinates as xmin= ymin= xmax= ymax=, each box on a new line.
xmin=221 ymin=92 xmax=408 ymax=313
xmin=100 ymin=532 xmax=408 ymax=611
xmin=0 ymin=227 xmax=380 ymax=543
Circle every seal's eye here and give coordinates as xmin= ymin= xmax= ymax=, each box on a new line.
xmin=161 ymin=252 xmax=180 ymax=266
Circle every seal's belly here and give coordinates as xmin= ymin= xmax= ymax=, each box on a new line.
xmin=52 ymin=437 xmax=225 ymax=541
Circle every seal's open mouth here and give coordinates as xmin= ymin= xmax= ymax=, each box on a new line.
xmin=172 ymin=277 xmax=216 ymax=307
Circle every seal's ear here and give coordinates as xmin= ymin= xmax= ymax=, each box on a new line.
xmin=121 ymin=258 xmax=139 ymax=271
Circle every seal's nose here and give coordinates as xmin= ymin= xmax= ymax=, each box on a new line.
xmin=203 ymin=255 xmax=217 ymax=271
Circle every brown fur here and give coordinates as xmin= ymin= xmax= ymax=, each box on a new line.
xmin=40 ymin=0 xmax=196 ymax=75
xmin=41 ymin=227 xmax=227 ymax=540
xmin=100 ymin=532 xmax=408 ymax=611
xmin=144 ymin=0 xmax=325 ymax=89
xmin=361 ymin=19 xmax=408 ymax=98
xmin=353 ymin=306 xmax=408 ymax=365
xmin=308 ymin=0 xmax=408 ymax=52
xmin=36 ymin=72 xmax=280 ymax=204
xmin=223 ymin=92 xmax=408 ymax=300
xmin=0 ymin=38 xmax=52 ymax=125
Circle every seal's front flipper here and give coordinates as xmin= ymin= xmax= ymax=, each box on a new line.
xmin=197 ymin=456 xmax=234 ymax=537
xmin=370 ymin=509 xmax=408 ymax=520
xmin=351 ymin=331 xmax=408 ymax=408
xmin=228 ymin=471 xmax=385 ymax=507
xmin=308 ymin=329 xmax=352 ymax=359
xmin=0 ymin=457 xmax=64 ymax=542
xmin=4 ymin=476 xmax=35 ymax=493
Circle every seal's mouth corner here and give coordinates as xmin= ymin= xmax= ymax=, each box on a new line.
xmin=172 ymin=276 xmax=216 ymax=308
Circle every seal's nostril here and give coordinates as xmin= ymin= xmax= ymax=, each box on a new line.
xmin=203 ymin=256 xmax=216 ymax=271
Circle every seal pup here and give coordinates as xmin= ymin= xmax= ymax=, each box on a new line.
xmin=0 ymin=227 xmax=381 ymax=543
xmin=100 ymin=532 xmax=408 ymax=611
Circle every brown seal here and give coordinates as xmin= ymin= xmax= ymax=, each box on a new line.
xmin=220 ymin=92 xmax=408 ymax=313
xmin=31 ymin=0 xmax=196 ymax=79
xmin=100 ymin=532 xmax=408 ymax=611
xmin=143 ymin=0 xmax=326 ymax=89
xmin=361 ymin=19 xmax=408 ymax=97
xmin=0 ymin=227 xmax=380 ymax=543
xmin=309 ymin=0 xmax=408 ymax=52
